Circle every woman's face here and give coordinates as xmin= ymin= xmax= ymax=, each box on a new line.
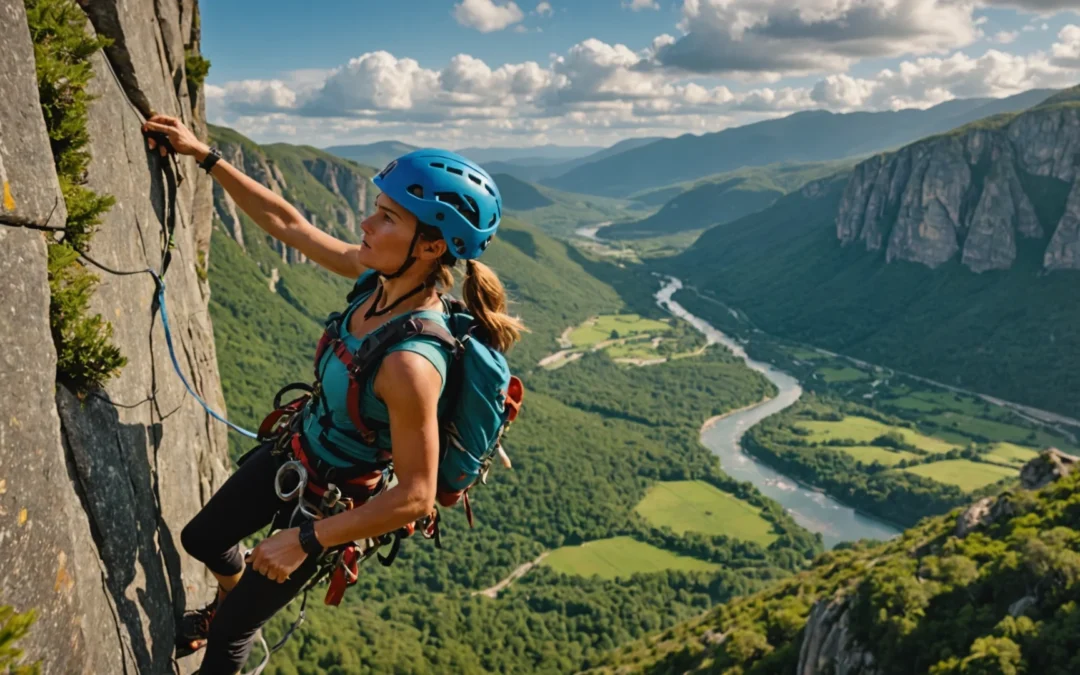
xmin=357 ymin=193 xmax=445 ymax=273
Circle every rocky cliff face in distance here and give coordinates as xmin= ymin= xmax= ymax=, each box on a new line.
xmin=836 ymin=90 xmax=1080 ymax=273
xmin=0 ymin=0 xmax=230 ymax=672
xmin=208 ymin=124 xmax=376 ymax=260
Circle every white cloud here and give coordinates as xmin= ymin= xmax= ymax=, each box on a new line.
xmin=810 ymin=47 xmax=1078 ymax=110
xmin=623 ymin=0 xmax=660 ymax=10
xmin=1051 ymin=24 xmax=1080 ymax=66
xmin=534 ymin=1 xmax=553 ymax=16
xmin=648 ymin=0 xmax=981 ymax=77
xmin=205 ymin=79 xmax=298 ymax=115
xmin=979 ymin=0 xmax=1080 ymax=15
xmin=205 ymin=23 xmax=1080 ymax=147
xmin=994 ymin=30 xmax=1020 ymax=43
xmin=453 ymin=0 xmax=525 ymax=32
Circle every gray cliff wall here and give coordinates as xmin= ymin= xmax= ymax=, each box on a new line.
xmin=836 ymin=101 xmax=1080 ymax=273
xmin=0 ymin=0 xmax=231 ymax=673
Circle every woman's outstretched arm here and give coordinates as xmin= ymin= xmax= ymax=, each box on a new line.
xmin=142 ymin=114 xmax=367 ymax=279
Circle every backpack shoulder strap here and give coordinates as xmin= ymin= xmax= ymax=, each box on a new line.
xmin=328 ymin=316 xmax=462 ymax=432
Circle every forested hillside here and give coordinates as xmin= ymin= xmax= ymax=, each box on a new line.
xmin=587 ymin=449 xmax=1080 ymax=675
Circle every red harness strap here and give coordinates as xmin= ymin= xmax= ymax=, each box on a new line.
xmin=330 ymin=340 xmax=381 ymax=446
xmin=325 ymin=544 xmax=360 ymax=606
xmin=288 ymin=433 xmax=384 ymax=499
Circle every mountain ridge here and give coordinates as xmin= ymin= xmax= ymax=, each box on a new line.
xmin=545 ymin=89 xmax=1062 ymax=197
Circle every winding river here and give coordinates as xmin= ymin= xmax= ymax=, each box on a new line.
xmin=655 ymin=276 xmax=902 ymax=548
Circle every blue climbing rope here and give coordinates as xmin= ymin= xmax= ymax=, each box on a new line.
xmin=148 ymin=269 xmax=259 ymax=439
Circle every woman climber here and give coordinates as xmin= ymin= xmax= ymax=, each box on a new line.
xmin=141 ymin=114 xmax=524 ymax=674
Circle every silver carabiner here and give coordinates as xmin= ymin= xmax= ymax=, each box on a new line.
xmin=274 ymin=460 xmax=308 ymax=502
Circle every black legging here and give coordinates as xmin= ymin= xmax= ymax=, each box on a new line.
xmin=180 ymin=442 xmax=322 ymax=674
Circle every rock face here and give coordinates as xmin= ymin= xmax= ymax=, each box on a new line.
xmin=1020 ymin=447 xmax=1078 ymax=489
xmin=0 ymin=1 xmax=230 ymax=673
xmin=210 ymin=131 xmax=375 ymax=263
xmin=797 ymin=598 xmax=878 ymax=675
xmin=837 ymin=101 xmax=1080 ymax=272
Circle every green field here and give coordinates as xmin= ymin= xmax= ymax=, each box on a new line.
xmin=929 ymin=412 xmax=1060 ymax=446
xmin=542 ymin=536 xmax=721 ymax=580
xmin=833 ymin=445 xmax=921 ymax=467
xmin=986 ymin=442 xmax=1041 ymax=467
xmin=900 ymin=460 xmax=1018 ymax=492
xmin=607 ymin=338 xmax=663 ymax=360
xmin=819 ymin=367 xmax=868 ymax=383
xmin=569 ymin=314 xmax=672 ymax=348
xmin=634 ymin=481 xmax=778 ymax=546
xmin=884 ymin=391 xmax=990 ymax=417
xmin=796 ymin=416 xmax=960 ymax=455
xmin=783 ymin=346 xmax=825 ymax=361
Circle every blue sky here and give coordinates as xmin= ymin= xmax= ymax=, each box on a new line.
xmin=199 ymin=1 xmax=1080 ymax=149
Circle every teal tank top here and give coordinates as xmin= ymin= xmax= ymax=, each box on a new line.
xmin=301 ymin=272 xmax=453 ymax=468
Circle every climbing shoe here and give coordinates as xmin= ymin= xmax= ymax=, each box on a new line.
xmin=175 ymin=594 xmax=219 ymax=657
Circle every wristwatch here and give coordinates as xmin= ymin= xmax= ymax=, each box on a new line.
xmin=298 ymin=519 xmax=325 ymax=556
xmin=198 ymin=146 xmax=222 ymax=174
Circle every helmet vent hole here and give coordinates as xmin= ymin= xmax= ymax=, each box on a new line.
xmin=429 ymin=162 xmax=445 ymax=169
xmin=434 ymin=191 xmax=480 ymax=227
xmin=464 ymin=195 xmax=479 ymax=219
xmin=436 ymin=212 xmax=445 ymax=221
xmin=446 ymin=166 xmax=464 ymax=176
xmin=489 ymin=214 xmax=497 ymax=227
xmin=484 ymin=184 xmax=495 ymax=197
xmin=468 ymin=174 xmax=482 ymax=186
xmin=407 ymin=184 xmax=425 ymax=198
xmin=452 ymin=237 xmax=466 ymax=254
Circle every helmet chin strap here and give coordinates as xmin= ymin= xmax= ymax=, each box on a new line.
xmin=382 ymin=226 xmax=422 ymax=280
xmin=365 ymin=226 xmax=426 ymax=320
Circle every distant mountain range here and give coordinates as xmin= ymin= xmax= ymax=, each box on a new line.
xmin=602 ymin=160 xmax=858 ymax=239
xmin=544 ymin=89 xmax=1058 ymax=197
xmin=318 ymin=90 xmax=1062 ymax=211
xmin=457 ymin=143 xmax=602 ymax=163
xmin=322 ymin=140 xmax=419 ymax=173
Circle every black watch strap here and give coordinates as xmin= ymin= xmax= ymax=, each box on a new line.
xmin=198 ymin=146 xmax=221 ymax=174
xmin=298 ymin=519 xmax=324 ymax=556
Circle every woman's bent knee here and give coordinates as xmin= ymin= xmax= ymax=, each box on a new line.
xmin=181 ymin=516 xmax=243 ymax=577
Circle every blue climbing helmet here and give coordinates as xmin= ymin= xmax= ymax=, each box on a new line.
xmin=372 ymin=148 xmax=502 ymax=261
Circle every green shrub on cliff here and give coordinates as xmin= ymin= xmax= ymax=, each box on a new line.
xmin=0 ymin=605 xmax=41 ymax=674
xmin=26 ymin=0 xmax=126 ymax=394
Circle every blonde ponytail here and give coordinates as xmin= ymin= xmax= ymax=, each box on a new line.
xmin=417 ymin=222 xmax=526 ymax=352
xmin=462 ymin=259 xmax=526 ymax=353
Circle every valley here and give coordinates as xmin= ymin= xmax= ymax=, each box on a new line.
xmin=202 ymin=113 xmax=1079 ymax=672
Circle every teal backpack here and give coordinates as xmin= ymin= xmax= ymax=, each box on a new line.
xmin=312 ymin=271 xmax=524 ymax=526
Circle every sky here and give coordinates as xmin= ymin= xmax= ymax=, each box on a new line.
xmin=199 ymin=0 xmax=1080 ymax=150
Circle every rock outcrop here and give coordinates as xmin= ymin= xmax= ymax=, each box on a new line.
xmin=795 ymin=448 xmax=1079 ymax=674
xmin=210 ymin=129 xmax=375 ymax=265
xmin=1020 ymin=447 xmax=1077 ymax=489
xmin=797 ymin=598 xmax=878 ymax=675
xmin=837 ymin=97 xmax=1080 ymax=272
xmin=0 ymin=1 xmax=229 ymax=673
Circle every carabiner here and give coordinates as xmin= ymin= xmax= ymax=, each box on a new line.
xmin=274 ymin=460 xmax=308 ymax=502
